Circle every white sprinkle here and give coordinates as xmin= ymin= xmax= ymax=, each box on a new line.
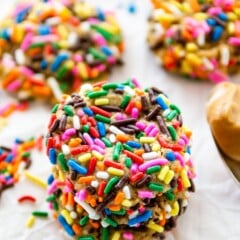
xmin=129 ymin=210 xmax=139 ymax=219
xmin=166 ymin=213 xmax=171 ymax=219
xmin=74 ymin=196 xmax=100 ymax=220
xmin=197 ymin=30 xmax=205 ymax=46
xmin=202 ymin=57 xmax=214 ymax=71
xmin=62 ymin=144 xmax=70 ymax=155
xmin=142 ymin=152 xmax=159 ymax=160
xmin=17 ymin=91 xmax=31 ymax=100
xmin=109 ymin=125 xmax=124 ymax=135
xmin=109 ymin=134 xmax=116 ymax=143
xmin=123 ymin=185 xmax=131 ymax=199
xmin=68 ymin=32 xmax=78 ymax=46
xmin=162 ymin=109 xmax=171 ymax=117
xmin=124 ymin=86 xmax=135 ymax=96
xmin=70 ymin=211 xmax=77 ymax=219
xmin=46 ymin=17 xmax=60 ymax=25
xmin=221 ymin=46 xmax=230 ymax=66
xmin=164 ymin=204 xmax=172 ymax=213
xmin=15 ymin=49 xmax=26 ymax=65
xmin=79 ymin=83 xmax=93 ymax=95
xmin=184 ymin=153 xmax=191 ymax=161
xmin=47 ymin=77 xmax=63 ymax=101
xmin=96 ymin=171 xmax=109 ymax=179
xmin=65 ymin=205 xmax=73 ymax=211
xmin=91 ymin=180 xmax=99 ymax=188
xmin=73 ymin=115 xmax=81 ymax=130
xmin=101 ymin=219 xmax=110 ymax=228
xmin=80 ymin=22 xmax=90 ymax=32
xmin=86 ymin=54 xmax=94 ymax=63
xmin=165 ymin=3 xmax=182 ymax=16
xmin=182 ymin=199 xmax=188 ymax=207
xmin=184 ymin=191 xmax=190 ymax=198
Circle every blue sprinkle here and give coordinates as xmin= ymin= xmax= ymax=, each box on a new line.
xmin=97 ymin=8 xmax=105 ymax=21
xmin=5 ymin=176 xmax=12 ymax=181
xmin=128 ymin=210 xmax=152 ymax=226
xmin=51 ymin=53 xmax=69 ymax=72
xmin=0 ymin=149 xmax=3 ymax=155
xmin=126 ymin=141 xmax=141 ymax=149
xmin=156 ymin=96 xmax=168 ymax=110
xmin=15 ymin=7 xmax=31 ymax=23
xmin=0 ymin=29 xmax=10 ymax=40
xmin=68 ymin=160 xmax=87 ymax=175
xmin=218 ymin=12 xmax=228 ymax=21
xmin=212 ymin=26 xmax=223 ymax=41
xmin=40 ymin=60 xmax=48 ymax=70
xmin=186 ymin=146 xmax=191 ymax=154
xmin=47 ymin=174 xmax=54 ymax=185
xmin=5 ymin=154 xmax=14 ymax=163
xmin=101 ymin=46 xmax=113 ymax=56
xmin=15 ymin=138 xmax=24 ymax=144
xmin=58 ymin=215 xmax=75 ymax=237
xmin=165 ymin=151 xmax=175 ymax=161
xmin=104 ymin=208 xmax=112 ymax=216
xmin=206 ymin=18 xmax=216 ymax=26
xmin=38 ymin=25 xmax=51 ymax=35
xmin=97 ymin=122 xmax=106 ymax=137
xmin=83 ymin=107 xmax=94 ymax=116
xmin=128 ymin=3 xmax=136 ymax=14
xmin=49 ymin=148 xmax=57 ymax=165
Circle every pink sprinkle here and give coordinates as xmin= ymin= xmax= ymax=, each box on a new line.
xmin=107 ymin=56 xmax=116 ymax=65
xmin=31 ymin=34 xmax=58 ymax=43
xmin=180 ymin=135 xmax=189 ymax=145
xmin=19 ymin=66 xmax=33 ymax=77
xmin=6 ymin=80 xmax=21 ymax=92
xmin=229 ymin=37 xmax=240 ymax=46
xmin=177 ymin=138 xmax=185 ymax=146
xmin=2 ymin=56 xmax=15 ymax=69
xmin=48 ymin=180 xmax=64 ymax=194
xmin=165 ymin=28 xmax=175 ymax=38
xmin=48 ymin=202 xmax=53 ymax=210
xmin=132 ymin=77 xmax=141 ymax=88
xmin=77 ymin=110 xmax=84 ymax=117
xmin=94 ymin=139 xmax=106 ymax=149
xmin=73 ymin=54 xmax=83 ymax=62
xmin=130 ymin=163 xmax=138 ymax=174
xmin=131 ymin=107 xmax=139 ymax=119
xmin=92 ymin=34 xmax=107 ymax=46
xmin=208 ymin=70 xmax=228 ymax=83
xmin=139 ymin=159 xmax=168 ymax=172
xmin=138 ymin=190 xmax=154 ymax=199
xmin=88 ymin=18 xmax=100 ymax=24
xmin=61 ymin=133 xmax=69 ymax=141
xmin=63 ymin=186 xmax=72 ymax=193
xmin=21 ymin=32 xmax=33 ymax=51
xmin=174 ymin=152 xmax=185 ymax=167
xmin=77 ymin=189 xmax=87 ymax=201
xmin=0 ymin=103 xmax=13 ymax=115
xmin=65 ymin=128 xmax=76 ymax=136
xmin=136 ymin=122 xmax=146 ymax=131
xmin=83 ymin=133 xmax=94 ymax=146
xmin=71 ymin=67 xmax=78 ymax=76
xmin=201 ymin=21 xmax=211 ymax=34
xmin=149 ymin=128 xmax=159 ymax=137
xmin=123 ymin=232 xmax=134 ymax=240
xmin=145 ymin=123 xmax=155 ymax=135
xmin=95 ymin=64 xmax=106 ymax=72
xmin=91 ymin=144 xmax=105 ymax=154
xmin=139 ymin=206 xmax=146 ymax=213
xmin=115 ymin=113 xmax=126 ymax=120
xmin=208 ymin=7 xmax=222 ymax=15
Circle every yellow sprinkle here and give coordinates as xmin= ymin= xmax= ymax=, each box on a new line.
xmin=193 ymin=13 xmax=207 ymax=21
xmin=0 ymin=117 xmax=8 ymax=130
xmin=65 ymin=60 xmax=74 ymax=69
xmin=227 ymin=13 xmax=237 ymax=21
xmin=94 ymin=98 xmax=109 ymax=106
xmin=112 ymin=231 xmax=121 ymax=240
xmin=57 ymin=25 xmax=68 ymax=39
xmin=78 ymin=62 xmax=89 ymax=79
xmin=186 ymin=53 xmax=202 ymax=66
xmin=26 ymin=215 xmax=35 ymax=228
xmin=186 ymin=42 xmax=198 ymax=52
xmin=227 ymin=22 xmax=235 ymax=34
xmin=159 ymin=94 xmax=170 ymax=106
xmin=107 ymin=167 xmax=124 ymax=176
xmin=147 ymin=221 xmax=164 ymax=233
xmin=59 ymin=169 xmax=65 ymax=182
xmin=61 ymin=209 xmax=73 ymax=225
xmin=78 ymin=153 xmax=92 ymax=163
xmin=152 ymin=143 xmax=160 ymax=152
xmin=139 ymin=137 xmax=155 ymax=144
xmin=24 ymin=171 xmax=47 ymax=189
xmin=121 ymin=199 xmax=133 ymax=207
xmin=171 ymin=201 xmax=180 ymax=217
xmin=158 ymin=166 xmax=169 ymax=181
xmin=234 ymin=8 xmax=240 ymax=17
xmin=99 ymin=22 xmax=119 ymax=34
xmin=59 ymin=7 xmax=71 ymax=20
xmin=155 ymin=13 xmax=175 ymax=23
xmin=92 ymin=150 xmax=104 ymax=161
xmin=58 ymin=40 xmax=68 ymax=49
xmin=180 ymin=169 xmax=191 ymax=188
xmin=181 ymin=60 xmax=192 ymax=74
xmin=164 ymin=170 xmax=175 ymax=184
xmin=182 ymin=3 xmax=192 ymax=13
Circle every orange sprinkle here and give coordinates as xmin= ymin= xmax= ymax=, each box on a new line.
xmin=61 ymin=192 xmax=68 ymax=206
xmin=160 ymin=212 xmax=166 ymax=226
xmin=68 ymin=138 xmax=82 ymax=147
xmin=116 ymin=134 xmax=130 ymax=142
xmin=108 ymin=204 xmax=121 ymax=212
xmin=89 ymin=220 xmax=100 ymax=229
xmin=2 ymin=69 xmax=20 ymax=88
xmin=92 ymin=80 xmax=107 ymax=88
xmin=135 ymin=88 xmax=145 ymax=96
xmin=135 ymin=101 xmax=142 ymax=111
xmin=2 ymin=103 xmax=17 ymax=117
xmin=188 ymin=0 xmax=200 ymax=12
xmin=134 ymin=149 xmax=144 ymax=156
xmin=32 ymin=86 xmax=52 ymax=97
xmin=98 ymin=197 xmax=103 ymax=203
xmin=67 ymin=192 xmax=74 ymax=207
xmin=78 ymin=176 xmax=95 ymax=184
xmin=114 ymin=191 xmax=125 ymax=205
xmin=72 ymin=224 xmax=82 ymax=235
xmin=96 ymin=162 xmax=105 ymax=171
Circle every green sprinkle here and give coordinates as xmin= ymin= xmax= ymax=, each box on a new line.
xmin=166 ymin=110 xmax=178 ymax=121
xmin=111 ymin=209 xmax=126 ymax=215
xmin=91 ymin=25 xmax=114 ymax=42
xmin=136 ymin=132 xmax=144 ymax=139
xmin=46 ymin=195 xmax=56 ymax=202
xmin=147 ymin=166 xmax=161 ymax=174
xmin=123 ymin=79 xmax=134 ymax=88
xmin=103 ymin=217 xmax=118 ymax=227
xmin=104 ymin=176 xmax=119 ymax=194
xmin=64 ymin=105 xmax=74 ymax=116
xmin=88 ymin=90 xmax=108 ymax=99
xmin=148 ymin=182 xmax=164 ymax=192
xmin=95 ymin=114 xmax=111 ymax=124
xmin=164 ymin=189 xmax=175 ymax=201
xmin=32 ymin=211 xmax=48 ymax=218
xmin=102 ymin=83 xmax=118 ymax=90
xmin=78 ymin=236 xmax=95 ymax=240
xmin=170 ymin=104 xmax=181 ymax=114
xmin=82 ymin=124 xmax=90 ymax=133
xmin=167 ymin=126 xmax=177 ymax=141
xmin=119 ymin=95 xmax=131 ymax=108
xmin=51 ymin=104 xmax=59 ymax=113
xmin=56 ymin=65 xmax=69 ymax=80
xmin=60 ymin=81 xmax=69 ymax=92
xmin=123 ymin=144 xmax=133 ymax=152
xmin=21 ymin=152 xmax=31 ymax=158
xmin=57 ymin=153 xmax=69 ymax=171
xmin=124 ymin=157 xmax=132 ymax=168
xmin=29 ymin=42 xmax=45 ymax=48
xmin=89 ymin=47 xmax=107 ymax=61
xmin=101 ymin=227 xmax=109 ymax=240
xmin=101 ymin=137 xmax=113 ymax=147
xmin=113 ymin=142 xmax=122 ymax=161
xmin=79 ymin=215 xmax=89 ymax=226
xmin=53 ymin=201 xmax=59 ymax=211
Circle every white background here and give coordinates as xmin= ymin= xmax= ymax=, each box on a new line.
xmin=0 ymin=0 xmax=240 ymax=240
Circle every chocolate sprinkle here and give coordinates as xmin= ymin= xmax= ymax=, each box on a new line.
xmin=146 ymin=105 xmax=161 ymax=121
xmin=156 ymin=115 xmax=170 ymax=136
xmin=111 ymin=118 xmax=137 ymax=127
xmin=141 ymin=95 xmax=150 ymax=113
xmin=99 ymin=105 xmax=121 ymax=112
xmin=59 ymin=114 xmax=67 ymax=131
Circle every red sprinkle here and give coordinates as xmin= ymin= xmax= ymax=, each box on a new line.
xmin=98 ymin=181 xmax=107 ymax=196
xmin=71 ymin=145 xmax=89 ymax=155
xmin=89 ymin=127 xmax=100 ymax=138
xmin=125 ymin=101 xmax=135 ymax=114
xmin=123 ymin=150 xmax=144 ymax=164
xmin=18 ymin=195 xmax=36 ymax=203
xmin=90 ymin=106 xmax=111 ymax=118
xmin=87 ymin=157 xmax=97 ymax=175
xmin=81 ymin=116 xmax=88 ymax=125
xmin=130 ymin=172 xmax=144 ymax=183
xmin=46 ymin=137 xmax=54 ymax=154
xmin=103 ymin=160 xmax=124 ymax=169
xmin=158 ymin=137 xmax=183 ymax=152
xmin=48 ymin=114 xmax=57 ymax=129
xmin=92 ymin=80 xmax=107 ymax=88
xmin=88 ymin=117 xmax=96 ymax=126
